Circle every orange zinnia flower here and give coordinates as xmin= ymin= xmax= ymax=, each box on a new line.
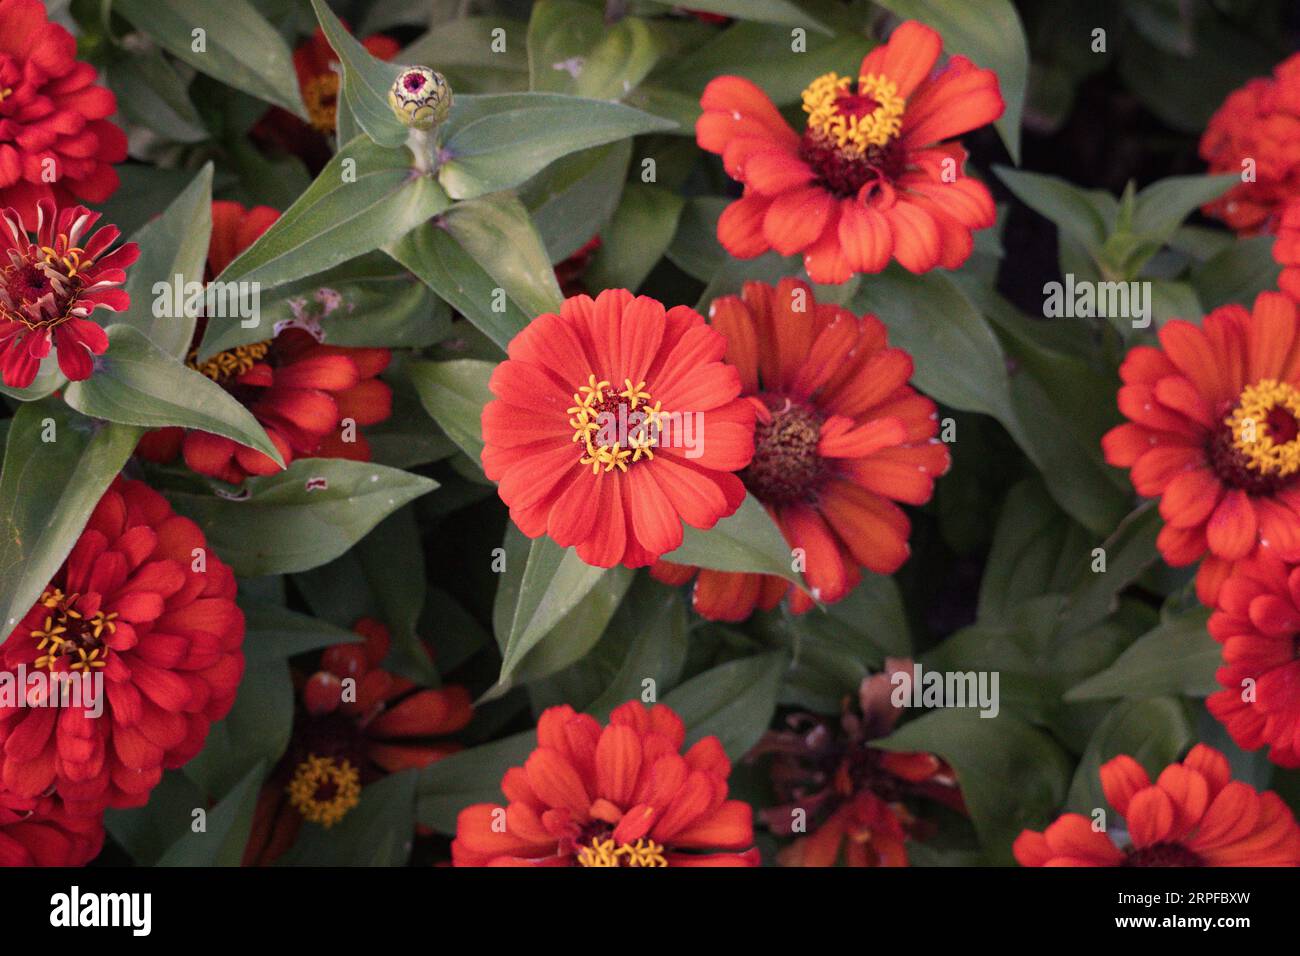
xmin=479 ymin=289 xmax=755 ymax=569
xmin=243 ymin=618 xmax=472 ymax=865
xmin=696 ymin=20 xmax=1002 ymax=283
xmin=652 ymin=278 xmax=947 ymax=620
xmin=754 ymin=661 xmax=963 ymax=867
xmin=1015 ymin=744 xmax=1300 ymax=866
xmin=452 ymin=701 xmax=759 ymax=866
xmin=1200 ymin=52 xmax=1300 ymax=235
xmin=1102 ymin=292 xmax=1300 ymax=605
xmin=1206 ymin=553 xmax=1300 ymax=768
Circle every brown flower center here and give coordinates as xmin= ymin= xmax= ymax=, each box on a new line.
xmin=302 ymin=72 xmax=341 ymax=134
xmin=740 ymin=395 xmax=828 ymax=505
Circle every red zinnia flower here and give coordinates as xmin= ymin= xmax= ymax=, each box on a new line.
xmin=0 ymin=788 xmax=102 ymax=866
xmin=479 ymin=288 xmax=755 ymax=569
xmin=1200 ymin=52 xmax=1300 ymax=235
xmin=1205 ymin=552 xmax=1300 ymax=767
xmin=696 ymin=20 xmax=1002 ymax=283
xmin=753 ymin=661 xmax=962 ymax=867
xmin=652 ymin=278 xmax=947 ymax=620
xmin=1274 ymin=198 xmax=1300 ymax=302
xmin=452 ymin=701 xmax=759 ymax=866
xmin=0 ymin=200 xmax=138 ymax=388
xmin=134 ymin=201 xmax=393 ymax=484
xmin=1102 ymin=292 xmax=1300 ymax=606
xmin=244 ymin=618 xmax=472 ymax=864
xmin=0 ymin=478 xmax=245 ymax=816
xmin=1014 ymin=744 xmax=1300 ymax=866
xmin=0 ymin=0 xmax=126 ymax=222
xmin=253 ymin=26 xmax=400 ymax=169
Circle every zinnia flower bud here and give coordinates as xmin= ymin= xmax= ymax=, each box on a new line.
xmin=388 ymin=66 xmax=452 ymax=130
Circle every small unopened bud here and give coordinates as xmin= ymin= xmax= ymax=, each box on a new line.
xmin=388 ymin=66 xmax=452 ymax=130
xmin=304 ymin=671 xmax=342 ymax=716
xmin=321 ymin=644 xmax=367 ymax=680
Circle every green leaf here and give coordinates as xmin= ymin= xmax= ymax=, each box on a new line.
xmin=436 ymin=92 xmax=676 ymax=199
xmin=240 ymin=599 xmax=363 ymax=663
xmin=354 ymin=508 xmax=439 ymax=686
xmin=163 ymin=459 xmax=437 ymax=575
xmin=540 ymin=576 xmax=689 ymax=717
xmin=401 ymin=17 xmax=529 ymax=94
xmin=310 ymin=0 xmax=408 ymax=146
xmin=491 ymin=531 xmax=624 ymax=688
xmin=104 ymin=771 xmax=206 ymax=865
xmin=663 ymin=492 xmax=804 ymax=588
xmin=1065 ymin=697 xmax=1193 ymax=813
xmin=875 ymin=0 xmax=1029 ymax=162
xmin=156 ymin=760 xmax=266 ymax=866
xmin=0 ymin=403 xmax=141 ymax=640
xmin=115 ymin=0 xmax=305 ymax=118
xmin=851 ymin=268 xmax=1020 ymax=438
xmin=662 ymin=651 xmax=787 ymax=761
xmin=183 ymin=660 xmax=292 ymax=801
xmin=1061 ymin=503 xmax=1162 ymax=636
xmin=408 ymin=359 xmax=495 ymax=463
xmin=106 ymin=49 xmax=208 ymax=143
xmin=115 ymin=163 xmax=212 ymax=358
xmin=64 ymin=325 xmax=282 ymax=466
xmin=586 ymin=183 xmax=684 ymax=292
xmin=876 ymin=709 xmax=1072 ymax=864
xmin=658 ymin=22 xmax=864 ymax=108
xmin=441 ymin=192 xmax=564 ymax=317
xmin=1191 ymin=236 xmax=1282 ymax=312
xmin=521 ymin=141 xmax=631 ymax=262
xmin=1065 ymin=606 xmax=1218 ymax=701
xmin=1130 ymin=173 xmax=1237 ymax=243
xmin=213 ymin=136 xmax=450 ymax=294
xmin=642 ymin=0 xmax=832 ymax=33
xmin=781 ymin=574 xmax=911 ymax=711
xmin=200 ymin=254 xmax=447 ymax=359
xmin=416 ymin=730 xmax=535 ymax=833
xmin=279 ymin=769 xmax=418 ymax=866
xmin=527 ymin=1 xmax=662 ymax=99
xmin=994 ymin=166 xmax=1109 ymax=254
xmin=388 ymin=223 xmax=528 ymax=350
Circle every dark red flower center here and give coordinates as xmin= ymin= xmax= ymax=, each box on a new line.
xmin=0 ymin=255 xmax=82 ymax=330
xmin=740 ymin=394 xmax=829 ymax=505
xmin=30 ymin=588 xmax=115 ymax=674
xmin=1208 ymin=380 xmax=1300 ymax=494
xmin=1122 ymin=842 xmax=1204 ymax=867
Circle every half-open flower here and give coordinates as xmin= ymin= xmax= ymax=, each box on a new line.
xmin=0 ymin=200 xmax=137 ymax=388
